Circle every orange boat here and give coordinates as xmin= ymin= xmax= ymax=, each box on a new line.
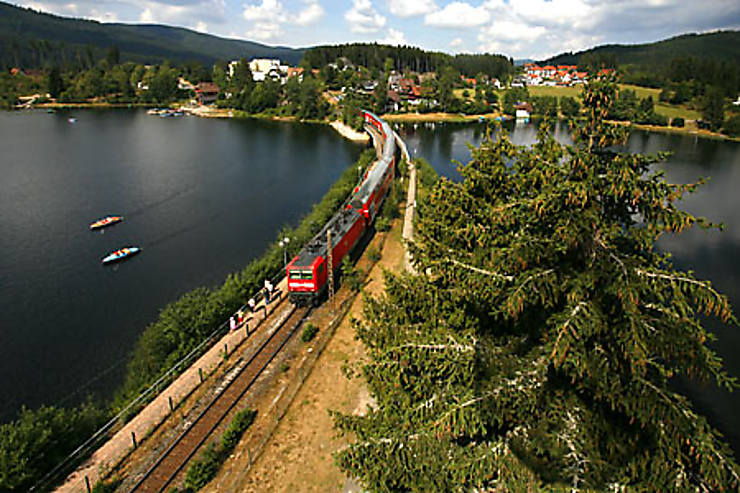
xmin=90 ymin=215 xmax=123 ymax=230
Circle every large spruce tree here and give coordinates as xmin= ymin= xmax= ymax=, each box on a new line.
xmin=334 ymin=78 xmax=740 ymax=491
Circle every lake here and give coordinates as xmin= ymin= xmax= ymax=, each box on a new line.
xmin=0 ymin=109 xmax=362 ymax=421
xmin=401 ymin=119 xmax=740 ymax=454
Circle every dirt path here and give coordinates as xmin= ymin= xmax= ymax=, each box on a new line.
xmin=203 ymin=218 xmax=406 ymax=493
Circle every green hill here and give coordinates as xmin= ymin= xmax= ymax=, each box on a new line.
xmin=0 ymin=1 xmax=303 ymax=69
xmin=542 ymin=30 xmax=740 ymax=67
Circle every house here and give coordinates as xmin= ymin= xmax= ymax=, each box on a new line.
xmin=460 ymin=75 xmax=477 ymax=87
xmin=511 ymin=75 xmax=527 ymax=87
xmin=362 ymin=81 xmax=378 ymax=92
xmin=573 ymin=71 xmax=588 ymax=84
xmin=195 ymin=82 xmax=220 ymax=105
xmin=227 ymin=60 xmax=239 ymax=78
xmin=388 ymin=71 xmax=402 ymax=89
xmin=386 ymin=90 xmax=402 ymax=111
xmin=248 ymin=58 xmax=288 ymax=82
xmin=287 ymin=67 xmax=304 ymax=79
xmin=515 ymin=102 xmax=532 ymax=119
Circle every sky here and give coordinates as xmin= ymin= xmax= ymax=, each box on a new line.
xmin=15 ymin=0 xmax=740 ymax=59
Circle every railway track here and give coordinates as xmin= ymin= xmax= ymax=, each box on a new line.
xmin=130 ymin=303 xmax=310 ymax=493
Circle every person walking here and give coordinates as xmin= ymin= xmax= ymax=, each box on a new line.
xmin=266 ymin=280 xmax=274 ymax=301
xmin=229 ymin=316 xmax=236 ymax=332
xmin=263 ymin=279 xmax=271 ymax=303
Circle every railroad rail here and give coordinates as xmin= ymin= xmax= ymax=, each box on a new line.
xmin=130 ymin=303 xmax=311 ymax=493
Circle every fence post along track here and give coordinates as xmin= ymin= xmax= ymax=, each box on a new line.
xmin=35 ymin=278 xmax=288 ymax=493
xmin=130 ymin=305 xmax=311 ymax=493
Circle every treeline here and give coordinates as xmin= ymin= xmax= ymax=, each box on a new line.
xmin=302 ymin=43 xmax=514 ymax=79
xmin=545 ymin=30 xmax=739 ymax=71
xmin=212 ymin=59 xmax=328 ymax=120
xmin=51 ymin=61 xmax=184 ymax=104
xmin=621 ymin=57 xmax=740 ymax=96
xmin=0 ymin=36 xmax=105 ymax=72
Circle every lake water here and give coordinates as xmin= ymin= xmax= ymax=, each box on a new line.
xmin=0 ymin=109 xmax=362 ymax=421
xmin=401 ymin=120 xmax=740 ymax=454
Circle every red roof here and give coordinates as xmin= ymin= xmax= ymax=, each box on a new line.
xmin=195 ymin=82 xmax=220 ymax=94
xmin=543 ymin=65 xmax=556 ymax=70
xmin=576 ymin=72 xmax=588 ymax=78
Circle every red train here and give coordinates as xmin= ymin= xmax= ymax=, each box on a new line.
xmin=286 ymin=110 xmax=397 ymax=306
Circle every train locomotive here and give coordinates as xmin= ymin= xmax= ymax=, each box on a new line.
xmin=286 ymin=110 xmax=397 ymax=306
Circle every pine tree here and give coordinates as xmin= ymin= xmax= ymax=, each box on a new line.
xmin=334 ymin=77 xmax=740 ymax=491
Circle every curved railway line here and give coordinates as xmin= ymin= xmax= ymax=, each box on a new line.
xmin=130 ymin=303 xmax=311 ymax=493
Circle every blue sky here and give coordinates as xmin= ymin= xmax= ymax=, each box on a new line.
xmin=17 ymin=0 xmax=740 ymax=59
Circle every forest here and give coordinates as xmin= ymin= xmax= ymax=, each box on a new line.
xmin=302 ymin=43 xmax=514 ymax=79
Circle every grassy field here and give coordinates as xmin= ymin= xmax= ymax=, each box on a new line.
xmin=654 ymin=103 xmax=702 ymax=121
xmin=453 ymin=88 xmax=475 ymax=101
xmin=446 ymin=83 xmax=703 ymax=123
xmin=528 ymin=85 xmax=583 ymax=99
xmin=619 ymin=84 xmax=660 ymax=100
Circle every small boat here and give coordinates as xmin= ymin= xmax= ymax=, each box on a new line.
xmin=46 ymin=109 xmax=56 ymax=114
xmin=90 ymin=215 xmax=123 ymax=230
xmin=68 ymin=117 xmax=77 ymax=123
xmin=102 ymin=246 xmax=141 ymax=264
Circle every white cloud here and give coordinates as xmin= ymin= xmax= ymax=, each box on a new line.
xmin=425 ymin=1 xmax=490 ymax=28
xmin=135 ymin=0 xmax=227 ymax=30
xmin=247 ymin=21 xmax=283 ymax=40
xmin=195 ymin=21 xmax=208 ymax=32
xmin=381 ymin=27 xmax=407 ymax=45
xmin=345 ymin=0 xmax=386 ymax=33
xmin=242 ymin=0 xmax=323 ymax=40
xmin=387 ymin=0 xmax=436 ymax=17
xmin=450 ymin=37 xmax=463 ymax=48
xmin=296 ymin=1 xmax=324 ymax=26
xmin=243 ymin=0 xmax=287 ymax=22
xmin=480 ymin=20 xmax=546 ymax=42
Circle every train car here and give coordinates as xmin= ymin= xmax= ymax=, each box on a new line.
xmin=286 ymin=110 xmax=396 ymax=306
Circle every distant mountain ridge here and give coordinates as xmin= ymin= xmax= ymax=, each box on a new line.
xmin=541 ymin=30 xmax=740 ymax=66
xmin=0 ymin=1 xmax=303 ymax=68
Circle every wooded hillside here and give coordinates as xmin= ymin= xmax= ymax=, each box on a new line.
xmin=0 ymin=1 xmax=303 ymax=69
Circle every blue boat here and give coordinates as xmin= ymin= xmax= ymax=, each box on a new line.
xmin=102 ymin=246 xmax=141 ymax=264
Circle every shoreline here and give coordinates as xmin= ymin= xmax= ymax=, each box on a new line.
xmin=329 ymin=120 xmax=370 ymax=142
xmin=23 ymin=102 xmax=739 ymax=142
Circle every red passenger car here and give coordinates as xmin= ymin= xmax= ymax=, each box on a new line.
xmin=286 ymin=110 xmax=396 ymax=306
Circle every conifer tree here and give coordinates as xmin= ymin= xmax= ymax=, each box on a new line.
xmin=334 ymin=78 xmax=740 ymax=491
